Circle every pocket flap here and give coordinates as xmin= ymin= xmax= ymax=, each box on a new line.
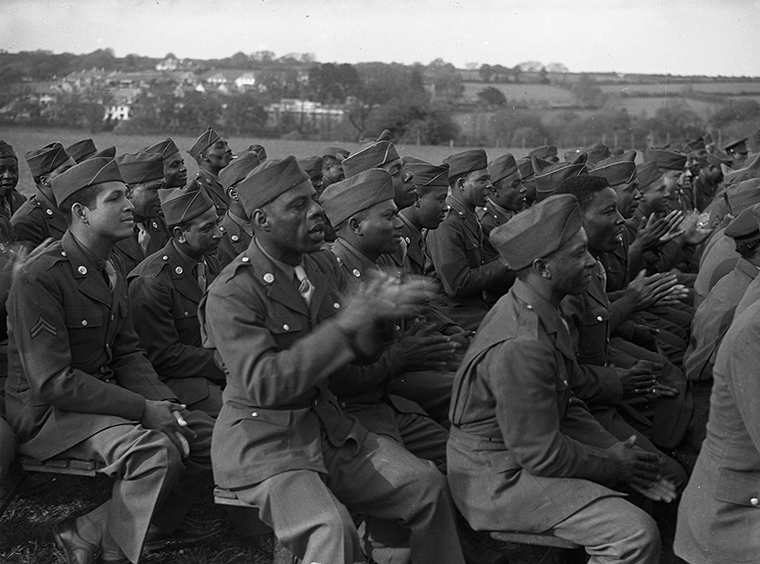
xmin=715 ymin=468 xmax=760 ymax=507
xmin=64 ymin=308 xmax=104 ymax=328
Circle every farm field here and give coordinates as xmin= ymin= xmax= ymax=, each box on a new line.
xmin=461 ymin=82 xmax=576 ymax=105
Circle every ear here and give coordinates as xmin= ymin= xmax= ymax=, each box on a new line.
xmin=39 ymin=173 xmax=52 ymax=188
xmin=533 ymin=257 xmax=551 ymax=279
xmin=252 ymin=209 xmax=269 ymax=231
xmin=456 ymin=177 xmax=466 ymax=192
xmin=228 ymin=187 xmax=240 ymax=201
xmin=72 ymin=202 xmax=88 ymax=225
xmin=172 ymin=225 xmax=187 ymax=243
xmin=348 ymin=215 xmax=363 ymax=235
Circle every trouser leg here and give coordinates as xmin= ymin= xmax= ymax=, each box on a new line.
xmin=327 ymin=432 xmax=465 ymax=564
xmin=150 ymin=410 xmax=214 ymax=534
xmin=234 ymin=469 xmax=364 ymax=564
xmin=552 ymin=496 xmax=661 ymax=564
xmin=65 ymin=423 xmax=183 ymax=563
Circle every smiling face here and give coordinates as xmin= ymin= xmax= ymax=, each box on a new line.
xmin=581 ymin=187 xmax=625 ymax=253
xmin=490 ymin=177 xmax=526 ymax=211
xmin=641 ymin=179 xmax=672 ymax=213
xmin=543 ymin=227 xmax=597 ymax=297
xmin=0 ymin=157 xmax=19 ymax=196
xmin=256 ymin=180 xmax=326 ymax=264
xmin=128 ymin=179 xmax=165 ymax=221
xmin=355 ymin=199 xmax=403 ymax=257
xmin=613 ymin=179 xmax=641 ymax=219
xmin=164 ymin=153 xmax=187 ymax=188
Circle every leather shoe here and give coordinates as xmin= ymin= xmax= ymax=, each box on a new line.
xmin=52 ymin=518 xmax=99 ymax=564
xmin=143 ymin=518 xmax=224 ymax=554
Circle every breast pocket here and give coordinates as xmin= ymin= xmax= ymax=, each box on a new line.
xmin=64 ymin=307 xmax=104 ymax=362
xmin=463 ymin=236 xmax=482 ymax=268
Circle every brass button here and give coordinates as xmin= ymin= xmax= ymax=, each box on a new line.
xmin=251 ymin=412 xmax=258 ymax=417
xmin=283 ymin=324 xmax=289 ymax=330
xmin=751 ymin=497 xmax=759 ymax=506
xmin=242 ymin=256 xmax=250 ymax=263
xmin=81 ymin=320 xmax=88 ymax=326
xmin=333 ymin=303 xmax=340 ymax=309
xmin=596 ymin=315 xmax=603 ymax=322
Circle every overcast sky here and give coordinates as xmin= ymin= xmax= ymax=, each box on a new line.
xmin=2 ymin=0 xmax=760 ymax=76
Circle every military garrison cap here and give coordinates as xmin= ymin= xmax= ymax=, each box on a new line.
xmin=727 ymin=178 xmax=760 ymax=215
xmin=687 ymin=137 xmax=706 ymax=152
xmin=706 ymin=151 xmax=732 ymax=169
xmin=723 ymin=137 xmax=749 ymax=154
xmin=189 ymin=127 xmax=222 ymax=160
xmin=219 ymin=152 xmax=263 ymax=191
xmin=444 ymin=149 xmax=488 ymax=179
xmin=320 ymin=169 xmax=394 ymax=227
xmin=51 ymin=157 xmax=124 ymax=206
xmin=116 ymin=152 xmax=165 ymax=185
xmin=247 ymin=144 xmax=267 ymax=161
xmin=725 ymin=204 xmax=760 ymax=243
xmin=0 ymin=140 xmax=17 ymax=161
xmin=342 ymin=131 xmax=400 ymax=179
xmin=25 ymin=142 xmax=72 ymax=178
xmin=528 ymin=145 xmax=558 ymax=162
xmin=725 ymin=153 xmax=760 ymax=187
xmin=488 ymin=154 xmax=520 ymax=185
xmin=160 ymin=183 xmax=215 ymax=226
xmin=235 ymin=156 xmax=311 ymax=217
xmin=65 ymin=139 xmax=97 ymax=163
xmin=91 ymin=146 xmax=117 ymax=160
xmin=589 ymin=151 xmax=637 ymax=187
xmin=403 ymin=158 xmax=449 ymax=188
xmin=645 ymin=148 xmax=687 ymax=171
xmin=490 ymin=194 xmax=582 ymax=271
xmin=517 ymin=156 xmax=534 ymax=180
xmin=143 ymin=138 xmax=180 ymax=161
xmin=323 ymin=146 xmax=349 ymax=161
xmin=533 ymin=152 xmax=587 ymax=197
xmin=636 ymin=161 xmax=663 ymax=189
xmin=298 ymin=156 xmax=324 ymax=178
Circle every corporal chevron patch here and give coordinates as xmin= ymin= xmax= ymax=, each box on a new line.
xmin=30 ymin=316 xmax=57 ymax=338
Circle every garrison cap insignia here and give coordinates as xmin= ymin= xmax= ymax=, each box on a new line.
xmin=31 ymin=315 xmax=57 ymax=338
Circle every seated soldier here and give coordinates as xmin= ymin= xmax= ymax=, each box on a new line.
xmin=4 ymin=157 xmax=216 ymax=564
xmin=321 ymin=146 xmax=349 ymax=190
xmin=478 ymin=154 xmax=526 ymax=237
xmin=113 ymin=152 xmax=171 ymax=275
xmin=426 ymin=150 xmax=513 ymax=331
xmin=0 ymin=141 xmax=27 ymax=221
xmin=200 ymin=156 xmax=465 ymax=564
xmin=298 ymin=156 xmax=324 ymax=194
xmin=142 ymin=138 xmax=188 ymax=189
xmin=321 ymin=168 xmax=454 ymax=447
xmin=128 ymin=185 xmax=225 ymax=419
xmin=188 ymin=127 xmax=234 ymax=218
xmin=216 ymin=152 xmax=263 ymax=267
xmin=12 ymin=142 xmax=75 ymax=247
xmin=448 ymin=194 xmax=669 ymax=563
xmin=557 ymin=176 xmax=693 ymax=457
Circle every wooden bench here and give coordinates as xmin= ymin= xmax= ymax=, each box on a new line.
xmin=19 ymin=456 xmax=102 ymax=477
xmin=490 ymin=531 xmax=586 ymax=564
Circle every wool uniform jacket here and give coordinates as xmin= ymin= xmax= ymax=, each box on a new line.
xmin=4 ymin=230 xmax=176 ymax=460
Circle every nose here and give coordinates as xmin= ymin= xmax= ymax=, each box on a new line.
xmin=584 ymin=250 xmax=596 ymax=268
xmin=615 ymin=210 xmax=625 ymax=225
xmin=212 ymin=225 xmax=223 ymax=239
xmin=403 ymin=169 xmax=413 ymax=183
xmin=124 ymin=198 xmax=135 ymax=211
xmin=393 ymin=215 xmax=403 ymax=230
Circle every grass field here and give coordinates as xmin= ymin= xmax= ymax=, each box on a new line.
xmin=0 ymin=126 xmax=526 ymax=198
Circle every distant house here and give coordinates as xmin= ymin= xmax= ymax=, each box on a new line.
xmin=267 ymin=98 xmax=345 ymax=130
xmin=235 ymin=72 xmax=257 ymax=89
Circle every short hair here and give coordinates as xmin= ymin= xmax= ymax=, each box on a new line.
xmin=448 ymin=169 xmax=480 ymax=190
xmin=322 ymin=155 xmax=341 ymax=169
xmin=336 ymin=209 xmax=370 ymax=233
xmin=59 ymin=185 xmax=102 ymax=225
xmin=555 ymin=175 xmax=610 ymax=211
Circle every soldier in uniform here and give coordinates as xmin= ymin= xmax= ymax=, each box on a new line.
xmin=143 ymin=138 xmax=188 ymax=189
xmin=216 ymin=152 xmax=262 ymax=268
xmin=321 ymin=146 xmax=349 ymax=190
xmin=200 ymin=156 xmax=465 ymax=564
xmin=112 ymin=153 xmax=171 ymax=275
xmin=0 ymin=140 xmax=25 ymax=224
xmin=478 ymin=153 xmax=526 ymax=237
xmin=188 ymin=127 xmax=234 ymax=218
xmin=65 ymin=139 xmax=98 ymax=164
xmin=3 ymin=157 xmax=215 ymax=564
xmin=128 ymin=186 xmax=224 ymax=418
xmin=448 ymin=194 xmax=668 ymax=563
xmin=11 ymin=142 xmax=75 ymax=247
xmin=298 ymin=156 xmax=324 ymax=194
xmin=425 ymin=150 xmax=512 ymax=331
xmin=723 ymin=137 xmax=749 ymax=169
xmin=531 ymin=151 xmax=587 ymax=201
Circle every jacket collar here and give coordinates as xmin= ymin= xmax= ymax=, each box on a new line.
xmin=512 ymin=279 xmax=575 ymax=360
xmin=62 ymin=231 xmax=118 ymax=308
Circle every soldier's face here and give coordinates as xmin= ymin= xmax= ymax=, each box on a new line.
xmin=204 ymin=140 xmax=234 ymax=170
xmin=83 ymin=182 xmax=135 ymax=241
xmin=545 ymin=228 xmax=596 ymax=296
xmin=582 ymin=187 xmax=625 ymax=253
xmin=490 ymin=177 xmax=526 ymax=212
xmin=322 ymin=157 xmax=344 ymax=184
xmin=128 ymin=180 xmax=163 ymax=220
xmin=613 ymin=179 xmax=641 ymax=219
xmin=180 ymin=207 xmax=222 ymax=256
xmin=461 ymin=168 xmax=491 ymax=208
xmin=164 ymin=153 xmax=187 ymax=188
xmin=0 ymin=157 xmax=19 ymax=195
xmin=262 ymin=181 xmax=326 ymax=257
xmin=382 ymin=158 xmax=416 ymax=209
xmin=357 ymin=200 xmax=402 ymax=256
xmin=416 ymin=186 xmax=449 ymax=229
xmin=642 ymin=181 xmax=671 ymax=213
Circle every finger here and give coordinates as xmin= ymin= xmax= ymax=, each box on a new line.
xmin=622 ymin=435 xmax=637 ymax=449
xmin=172 ymin=411 xmax=188 ymax=427
xmin=173 ymin=431 xmax=190 ymax=457
xmin=167 ymin=402 xmax=187 ymax=412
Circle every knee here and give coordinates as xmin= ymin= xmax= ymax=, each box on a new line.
xmin=625 ymin=509 xmax=661 ymax=559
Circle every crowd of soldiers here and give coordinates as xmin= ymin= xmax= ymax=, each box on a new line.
xmin=0 ymin=125 xmax=757 ymax=564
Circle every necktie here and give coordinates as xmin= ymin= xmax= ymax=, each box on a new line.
xmin=197 ymin=260 xmax=207 ymax=293
xmin=294 ymin=264 xmax=314 ymax=306
xmin=136 ymin=222 xmax=151 ymax=256
xmin=103 ymin=259 xmax=118 ymax=292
